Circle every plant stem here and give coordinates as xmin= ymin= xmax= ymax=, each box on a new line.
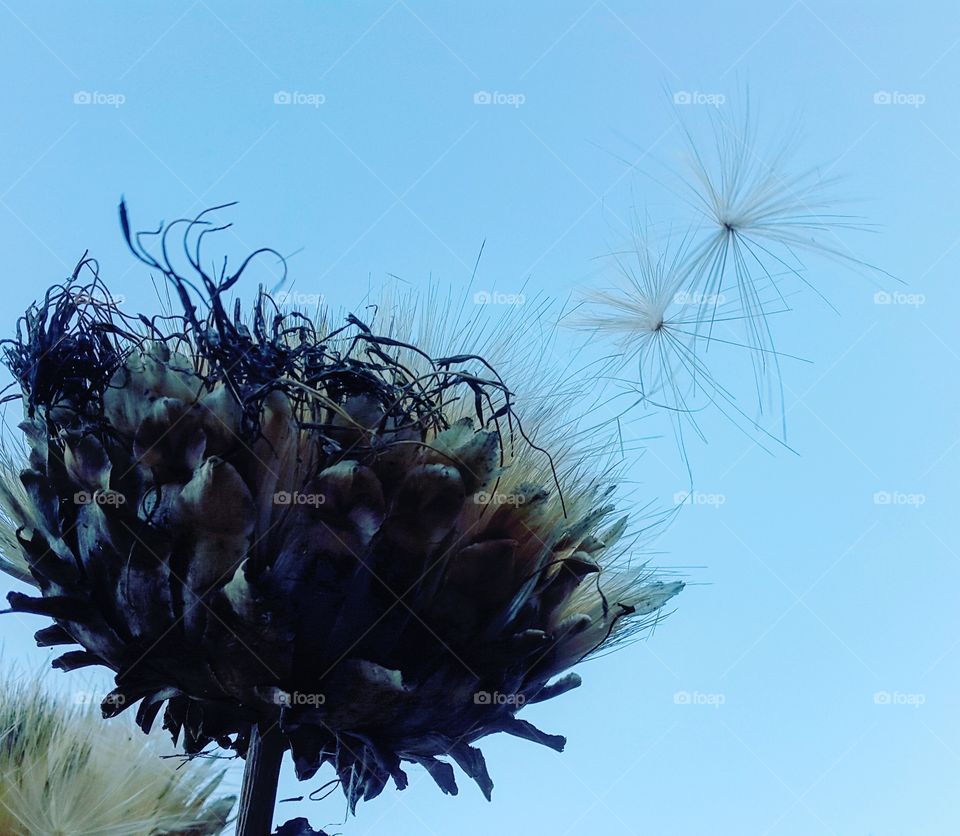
xmin=237 ymin=721 xmax=285 ymax=835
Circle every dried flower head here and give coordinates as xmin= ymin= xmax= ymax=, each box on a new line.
xmin=0 ymin=203 xmax=681 ymax=815
xmin=0 ymin=662 xmax=234 ymax=835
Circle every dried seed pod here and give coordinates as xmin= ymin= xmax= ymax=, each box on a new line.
xmin=0 ymin=205 xmax=682 ymax=815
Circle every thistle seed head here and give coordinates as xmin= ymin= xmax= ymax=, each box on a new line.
xmin=0 ymin=204 xmax=681 ymax=810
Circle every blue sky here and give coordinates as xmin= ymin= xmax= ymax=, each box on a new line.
xmin=1 ymin=2 xmax=958 ymax=834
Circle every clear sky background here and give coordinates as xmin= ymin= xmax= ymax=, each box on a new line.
xmin=0 ymin=2 xmax=958 ymax=834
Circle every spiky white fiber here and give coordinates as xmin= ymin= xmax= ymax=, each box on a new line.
xmin=0 ymin=664 xmax=234 ymax=835
xmin=572 ymin=102 xmax=876 ymax=450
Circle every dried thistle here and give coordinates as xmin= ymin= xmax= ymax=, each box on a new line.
xmin=0 ymin=662 xmax=234 ymax=835
xmin=0 ymin=202 xmax=681 ymax=831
